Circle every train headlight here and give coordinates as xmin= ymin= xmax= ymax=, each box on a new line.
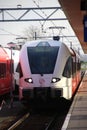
xmin=51 ymin=77 xmax=60 ymax=83
xmin=24 ymin=78 xmax=33 ymax=83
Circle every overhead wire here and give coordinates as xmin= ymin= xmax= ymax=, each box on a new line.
xmin=32 ymin=0 xmax=56 ymax=30
xmin=32 ymin=0 xmax=79 ymax=45
xmin=0 ymin=28 xmax=21 ymax=37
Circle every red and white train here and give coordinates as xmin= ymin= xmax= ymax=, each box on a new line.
xmin=0 ymin=46 xmax=14 ymax=95
xmin=18 ymin=39 xmax=81 ymax=102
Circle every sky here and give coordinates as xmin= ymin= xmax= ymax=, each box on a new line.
xmin=0 ymin=0 xmax=84 ymax=54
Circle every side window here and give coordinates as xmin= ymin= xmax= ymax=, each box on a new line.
xmin=72 ymin=57 xmax=77 ymax=77
xmin=77 ymin=61 xmax=81 ymax=71
xmin=0 ymin=63 xmax=6 ymax=78
xmin=72 ymin=62 xmax=76 ymax=76
xmin=62 ymin=57 xmax=72 ymax=78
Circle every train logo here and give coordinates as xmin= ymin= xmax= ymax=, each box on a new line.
xmin=39 ymin=78 xmax=45 ymax=86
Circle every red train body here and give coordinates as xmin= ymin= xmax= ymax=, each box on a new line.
xmin=0 ymin=47 xmax=14 ymax=95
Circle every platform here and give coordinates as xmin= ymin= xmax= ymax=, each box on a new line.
xmin=62 ymin=72 xmax=87 ymax=130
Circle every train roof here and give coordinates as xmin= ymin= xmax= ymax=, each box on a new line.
xmin=22 ymin=39 xmax=61 ymax=47
xmin=21 ymin=39 xmax=80 ymax=59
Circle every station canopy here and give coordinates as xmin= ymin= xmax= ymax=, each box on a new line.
xmin=58 ymin=0 xmax=87 ymax=53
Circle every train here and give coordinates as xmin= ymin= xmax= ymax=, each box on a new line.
xmin=0 ymin=46 xmax=14 ymax=96
xmin=4 ymin=48 xmax=20 ymax=94
xmin=18 ymin=39 xmax=81 ymax=103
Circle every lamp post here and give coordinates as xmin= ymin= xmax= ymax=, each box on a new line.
xmin=7 ymin=42 xmax=16 ymax=108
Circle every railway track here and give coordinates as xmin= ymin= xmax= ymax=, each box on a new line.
xmin=7 ymin=99 xmax=71 ymax=130
xmin=8 ymin=112 xmax=30 ymax=130
xmin=7 ymin=110 xmax=68 ymax=130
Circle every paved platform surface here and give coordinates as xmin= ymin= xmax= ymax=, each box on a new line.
xmin=62 ymin=72 xmax=87 ymax=130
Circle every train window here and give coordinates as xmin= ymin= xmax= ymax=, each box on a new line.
xmin=0 ymin=63 xmax=6 ymax=78
xmin=27 ymin=46 xmax=59 ymax=74
xmin=62 ymin=57 xmax=72 ymax=78
xmin=37 ymin=41 xmax=50 ymax=46
xmin=77 ymin=62 xmax=81 ymax=71
xmin=79 ymin=62 xmax=81 ymax=70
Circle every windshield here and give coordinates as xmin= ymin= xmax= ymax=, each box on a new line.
xmin=27 ymin=46 xmax=59 ymax=74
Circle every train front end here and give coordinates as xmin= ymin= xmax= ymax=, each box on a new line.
xmin=19 ymin=40 xmax=78 ymax=102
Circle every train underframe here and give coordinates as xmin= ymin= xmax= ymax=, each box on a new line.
xmin=21 ymin=87 xmax=63 ymax=101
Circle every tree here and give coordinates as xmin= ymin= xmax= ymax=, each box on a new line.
xmin=23 ymin=25 xmax=41 ymax=41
